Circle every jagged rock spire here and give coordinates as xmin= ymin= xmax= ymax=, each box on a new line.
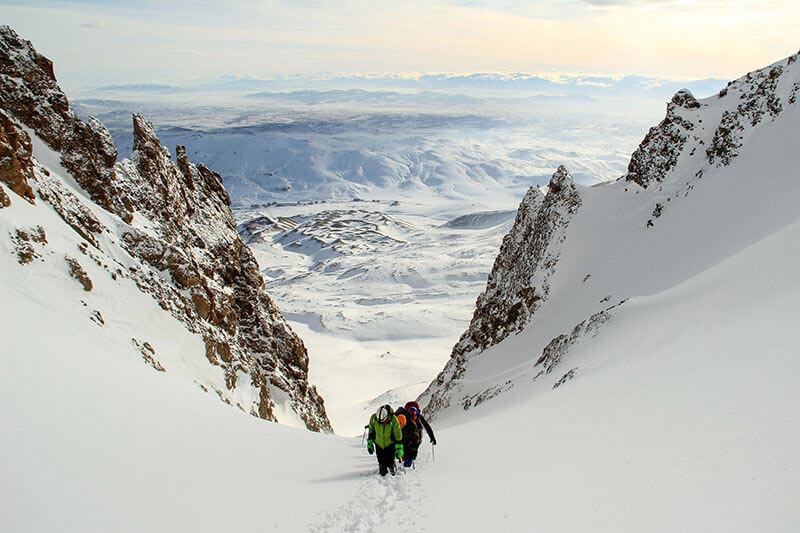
xmin=422 ymin=165 xmax=581 ymax=414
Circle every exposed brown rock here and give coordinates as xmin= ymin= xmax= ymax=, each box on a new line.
xmin=624 ymin=94 xmax=696 ymax=189
xmin=0 ymin=25 xmax=131 ymax=221
xmin=0 ymin=109 xmax=35 ymax=203
xmin=671 ymin=89 xmax=700 ymax=109
xmin=707 ymin=64 xmax=786 ymax=167
xmin=31 ymin=225 xmax=46 ymax=244
xmin=13 ymin=228 xmax=35 ymax=264
xmin=453 ymin=166 xmax=580 ymax=358
xmin=132 ymin=338 xmax=166 ymax=372
xmin=191 ymin=289 xmax=212 ymax=319
xmin=65 ymin=255 xmax=93 ymax=291
xmin=0 ymin=186 xmax=10 ymax=207
xmin=0 ymin=26 xmax=69 ymax=148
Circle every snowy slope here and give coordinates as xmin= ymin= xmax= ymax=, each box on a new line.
xmin=408 ymin=218 xmax=800 ymax=531
xmin=422 ymin=50 xmax=800 ymax=418
xmin=5 ymin=180 xmax=799 ymax=531
xmin=1 ymin=274 xmax=357 ymax=531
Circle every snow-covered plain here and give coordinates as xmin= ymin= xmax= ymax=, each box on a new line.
xmin=78 ymin=85 xmax=673 ymax=204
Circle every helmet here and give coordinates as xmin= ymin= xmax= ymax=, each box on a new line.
xmin=404 ymin=401 xmax=421 ymax=411
xmin=397 ymin=414 xmax=407 ymax=427
xmin=377 ymin=405 xmax=391 ymax=423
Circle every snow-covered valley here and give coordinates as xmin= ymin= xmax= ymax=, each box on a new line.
xmin=73 ymin=75 xmax=712 ymax=435
xmin=238 ymin=199 xmax=517 ymax=434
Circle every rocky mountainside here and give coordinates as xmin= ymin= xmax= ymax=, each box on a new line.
xmin=0 ymin=26 xmax=331 ymax=431
xmin=420 ymin=49 xmax=800 ymax=417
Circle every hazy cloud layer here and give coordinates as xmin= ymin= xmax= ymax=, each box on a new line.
xmin=2 ymin=0 xmax=798 ymax=87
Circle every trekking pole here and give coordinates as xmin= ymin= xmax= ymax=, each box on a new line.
xmin=432 ymin=444 xmax=436 ymax=463
xmin=361 ymin=425 xmax=368 ymax=446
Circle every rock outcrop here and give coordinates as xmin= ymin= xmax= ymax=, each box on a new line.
xmin=706 ymin=63 xmax=789 ymax=167
xmin=624 ymin=90 xmax=700 ymax=189
xmin=626 ymin=49 xmax=800 ymax=188
xmin=0 ymin=25 xmax=131 ymax=221
xmin=0 ymin=108 xmax=35 ymax=203
xmin=0 ymin=26 xmax=331 ymax=431
xmin=422 ymin=166 xmax=581 ymax=413
xmin=453 ymin=166 xmax=580 ymax=357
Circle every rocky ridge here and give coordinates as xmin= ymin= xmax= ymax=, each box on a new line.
xmin=625 ymin=49 xmax=800 ymax=188
xmin=0 ymin=26 xmax=330 ymax=431
xmin=421 ymin=166 xmax=581 ymax=413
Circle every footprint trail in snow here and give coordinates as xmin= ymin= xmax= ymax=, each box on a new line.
xmin=310 ymin=440 xmax=434 ymax=532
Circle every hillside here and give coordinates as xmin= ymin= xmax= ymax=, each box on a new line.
xmin=0 ymin=25 xmax=330 ymax=430
xmin=421 ymin=49 xmax=800 ymax=417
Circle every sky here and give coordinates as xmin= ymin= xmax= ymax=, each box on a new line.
xmin=2 ymin=0 xmax=798 ymax=88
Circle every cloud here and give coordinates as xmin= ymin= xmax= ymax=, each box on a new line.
xmin=580 ymin=0 xmax=634 ymax=4
xmin=167 ymin=50 xmax=204 ymax=56
xmin=578 ymin=0 xmax=753 ymax=7
xmin=4 ymin=0 xmax=798 ymax=86
xmin=79 ymin=20 xmax=108 ymax=28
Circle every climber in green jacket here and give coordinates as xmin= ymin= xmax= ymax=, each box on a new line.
xmin=366 ymin=404 xmax=404 ymax=476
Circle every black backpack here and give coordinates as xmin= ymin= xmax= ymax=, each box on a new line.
xmin=396 ymin=406 xmax=422 ymax=446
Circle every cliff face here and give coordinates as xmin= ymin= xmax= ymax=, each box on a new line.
xmin=0 ymin=26 xmax=130 ymax=221
xmin=0 ymin=26 xmax=330 ymax=431
xmin=451 ymin=166 xmax=580 ymax=358
xmin=422 ymin=166 xmax=581 ymax=413
xmin=420 ymin=49 xmax=800 ymax=418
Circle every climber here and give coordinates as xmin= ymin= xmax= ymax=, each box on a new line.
xmin=395 ymin=401 xmax=436 ymax=468
xmin=366 ymin=404 xmax=404 ymax=476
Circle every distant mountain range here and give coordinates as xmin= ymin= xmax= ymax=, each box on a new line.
xmin=91 ymin=72 xmax=726 ymax=99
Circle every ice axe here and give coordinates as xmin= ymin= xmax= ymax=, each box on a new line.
xmin=361 ymin=425 xmax=369 ymax=445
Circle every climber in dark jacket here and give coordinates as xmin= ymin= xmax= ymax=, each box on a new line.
xmin=367 ymin=404 xmax=404 ymax=476
xmin=395 ymin=401 xmax=436 ymax=468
